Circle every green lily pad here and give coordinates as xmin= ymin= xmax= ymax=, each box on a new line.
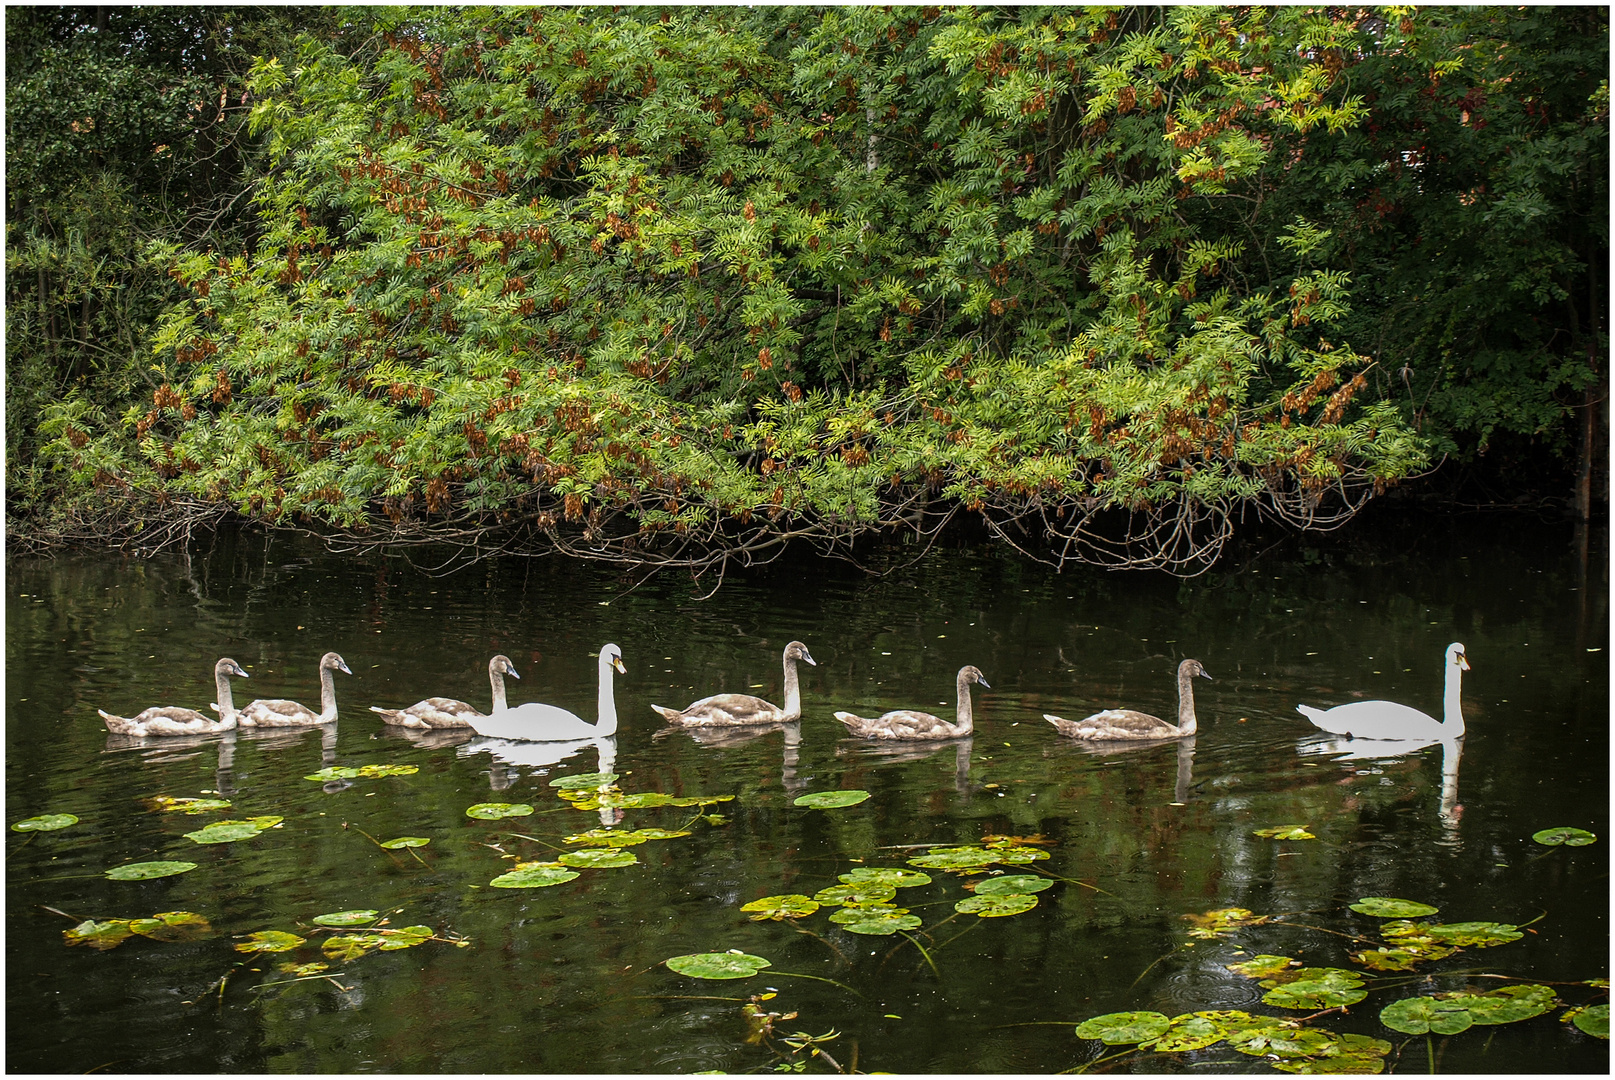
xmin=490 ymin=863 xmax=580 ymax=888
xmin=182 ymin=816 xmax=282 ymax=844
xmin=128 ymin=910 xmax=210 ymax=941
xmin=1568 ymin=1003 xmax=1609 ymax=1039
xmin=813 ymin=882 xmax=897 ymax=906
xmin=235 ymin=929 xmax=306 ymax=953
xmin=304 ymin=764 xmax=419 ymax=781
xmin=1379 ymin=995 xmax=1475 ymax=1035
xmin=322 ymin=934 xmax=377 ymax=961
xmin=564 ymin=827 xmax=690 ymax=846
xmin=1449 ymin=985 xmax=1556 ymax=1025
xmin=144 ymin=796 xmax=232 ymax=814
xmin=1350 ymin=945 xmax=1454 ymax=971
xmin=1270 ymin=1032 xmax=1392 ymax=1073
xmin=1182 ymin=907 xmax=1267 ymax=939
xmin=1422 ymin=921 xmax=1523 ymax=947
xmin=106 ymin=860 xmax=197 ymax=880
xmin=1260 ymin=966 xmax=1365 ymax=989
xmin=740 ymin=894 xmax=821 ymax=921
xmin=1254 ymin=825 xmax=1316 ymax=840
xmin=1350 ymin=896 xmax=1439 ymax=918
xmin=793 ymin=790 xmax=871 ymax=809
xmin=380 ymin=836 xmax=430 ymax=849
xmin=1532 ymin=826 xmax=1597 ymax=847
xmin=465 ymin=802 xmax=534 ymax=819
xmin=278 ymin=961 xmax=330 ymax=977
xmin=1226 ymin=955 xmax=1299 ymax=979
xmin=831 ymin=907 xmax=923 ymax=936
xmin=989 ymin=845 xmax=1051 ymax=864
xmin=557 ymin=848 xmax=638 ymax=868
xmin=1152 ymin=1013 xmax=1228 ymax=1052
xmin=839 ymin=867 xmax=932 ymax=889
xmin=376 ymin=925 xmax=435 ymax=950
xmin=1228 ymin=1023 xmax=1337 ymax=1059
xmin=12 ymin=813 xmax=80 ymax=832
xmin=64 ymin=919 xmax=134 ymax=949
xmin=665 ymin=951 xmax=772 ymax=979
xmin=973 ymin=874 xmax=1052 ymax=895
xmin=907 ymin=847 xmax=996 ymax=870
xmin=1263 ymin=978 xmax=1369 ymax=1010
xmin=312 ymin=909 xmax=380 ymax=927
xmin=955 ymin=892 xmax=1038 ymax=917
xmin=1075 ymin=1011 xmax=1172 ymax=1045
xmin=549 ymin=772 xmax=619 ymax=789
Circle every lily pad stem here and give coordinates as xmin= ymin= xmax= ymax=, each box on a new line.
xmin=502 ymin=831 xmax=569 ymax=854
xmin=1064 ymin=1047 xmax=1139 ymax=1074
xmin=1129 ymin=944 xmax=1191 ymax=990
xmin=790 ymin=922 xmax=850 ymax=965
xmin=899 ymin=931 xmax=941 ymax=981
xmin=1269 ymin=918 xmax=1381 ymax=945
xmin=770 ymin=970 xmax=866 ymax=999
xmin=347 ymin=825 xmax=410 ymax=868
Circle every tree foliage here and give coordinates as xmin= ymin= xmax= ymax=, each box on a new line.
xmin=22 ymin=7 xmax=1605 ymax=571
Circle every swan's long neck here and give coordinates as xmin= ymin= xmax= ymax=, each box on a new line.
xmin=1441 ymin=659 xmax=1465 ymax=737
xmin=594 ymin=655 xmax=619 ymax=737
xmin=215 ymin=670 xmax=238 ymax=718
xmin=489 ymin=669 xmax=509 ymax=713
xmin=318 ymin=665 xmax=340 ymax=721
xmin=1175 ymin=667 xmax=1199 ymax=736
xmin=953 ymin=671 xmax=975 ymax=735
xmin=782 ymin=655 xmax=802 ymax=719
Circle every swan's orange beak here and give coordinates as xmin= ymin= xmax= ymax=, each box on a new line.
xmin=1458 ymin=653 xmax=1470 ymax=671
xmin=613 ymin=657 xmax=627 ymax=674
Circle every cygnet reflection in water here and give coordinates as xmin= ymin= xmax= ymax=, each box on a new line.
xmin=1050 ymin=735 xmax=1199 ymax=804
xmin=837 ymin=735 xmax=976 ymax=795
xmin=375 ymin=724 xmax=476 ymax=751
xmin=103 ymin=730 xmax=240 ymax=796
xmin=658 ymin=721 xmax=806 ymax=795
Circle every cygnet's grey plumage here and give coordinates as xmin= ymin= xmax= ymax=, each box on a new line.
xmin=1297 ymin=642 xmax=1469 ymax=740
xmin=98 ymin=658 xmax=249 ymax=737
xmin=1044 ymin=659 xmax=1210 ymax=740
xmin=370 ymin=654 xmax=520 ymax=728
xmin=468 ymin=644 xmax=626 ymax=741
xmin=652 ymin=641 xmax=816 ymax=725
xmin=237 ymin=652 xmax=351 ymax=727
xmin=835 ymin=665 xmax=989 ymax=740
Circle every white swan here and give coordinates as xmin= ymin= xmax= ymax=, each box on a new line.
xmin=369 ymin=655 xmax=520 ymax=728
xmin=467 ymin=644 xmax=626 ymax=741
xmin=652 ymin=641 xmax=816 ymax=725
xmin=98 ymin=657 xmax=249 ymax=737
xmin=835 ymin=665 xmax=988 ymax=740
xmin=1297 ymin=642 xmax=1469 ymax=740
xmin=1045 ymin=659 xmax=1211 ymax=740
xmin=237 ymin=652 xmax=351 ymax=727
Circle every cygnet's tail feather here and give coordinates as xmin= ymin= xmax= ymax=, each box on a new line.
xmin=833 ymin=711 xmax=864 ymax=732
xmin=98 ymin=709 xmax=128 ymax=724
xmin=650 ymin=704 xmax=683 ymax=722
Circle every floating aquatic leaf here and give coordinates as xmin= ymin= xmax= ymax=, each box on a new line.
xmin=182 ymin=816 xmax=283 ymax=844
xmin=1532 ymin=826 xmax=1597 ymax=847
xmin=1448 ymin=985 xmax=1556 ymax=1025
xmin=557 ymin=848 xmax=638 ymax=868
xmin=1226 ymin=955 xmax=1299 ymax=979
xmin=235 ymin=930 xmax=305 ymax=953
xmin=1263 ymin=976 xmax=1368 ymax=1010
xmin=64 ymin=919 xmax=134 ymax=950
xmin=106 ymin=860 xmax=196 ymax=880
xmin=1254 ymin=825 xmax=1316 ymax=840
xmin=1350 ymin=896 xmax=1439 ymax=918
xmin=955 ymin=892 xmax=1038 ymax=917
xmin=1229 ymin=1023 xmax=1337 ymax=1059
xmin=813 ymin=883 xmax=897 ymax=906
xmin=278 ymin=961 xmax=330 ymax=977
xmin=549 ymin=772 xmax=618 ymax=789
xmin=379 ymin=836 xmax=430 ymax=849
xmin=1075 ymin=1011 xmax=1172 ymax=1045
xmin=1422 ymin=921 xmax=1523 ymax=947
xmin=144 ymin=796 xmax=231 ymax=814
xmin=129 ymin=911 xmax=210 ymax=941
xmin=1182 ymin=907 xmax=1267 ymax=939
xmin=1151 ymin=1013 xmax=1228 ymax=1052
xmin=12 ymin=813 xmax=80 ymax=832
xmin=312 ymin=910 xmax=379 ymax=927
xmin=839 ymin=867 xmax=932 ymax=889
xmin=907 ymin=847 xmax=996 ymax=870
xmin=828 ymin=902 xmax=907 ymax=925
xmin=304 ymin=764 xmax=418 ymax=781
xmin=1350 ymin=945 xmax=1453 ymax=971
xmin=564 ymin=827 xmax=691 ymax=847
xmin=665 ymin=951 xmax=772 ymax=980
xmin=831 ymin=907 xmax=922 ymax=936
xmin=1379 ymin=995 xmax=1474 ymax=1035
xmin=322 ymin=934 xmax=377 ymax=961
xmin=1568 ymin=1003 xmax=1609 ymax=1039
xmin=793 ymin=790 xmax=871 ymax=809
xmin=1270 ymin=1033 xmax=1392 ymax=1074
xmin=973 ymin=874 xmax=1052 ymax=896
xmin=989 ymin=845 xmax=1051 ymax=864
xmin=489 ymin=863 xmax=580 ymax=888
xmin=1260 ymin=966 xmax=1365 ymax=990
xmin=740 ymin=894 xmax=820 ymax=921
xmin=377 ymin=925 xmax=435 ymax=951
xmin=464 ymin=802 xmax=534 ymax=819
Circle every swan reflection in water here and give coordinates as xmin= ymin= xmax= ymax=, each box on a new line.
xmin=103 ymin=729 xmax=240 ymax=796
xmin=459 ymin=736 xmax=620 ymax=821
xmin=1060 ymin=736 xmax=1199 ymax=805
xmin=1298 ymin=734 xmax=1464 ymax=834
xmin=836 ymin=735 xmax=976 ymax=795
xmin=656 ymin=721 xmax=806 ymax=796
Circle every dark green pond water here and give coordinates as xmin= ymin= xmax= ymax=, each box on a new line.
xmin=6 ymin=515 xmax=1608 ymax=1073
